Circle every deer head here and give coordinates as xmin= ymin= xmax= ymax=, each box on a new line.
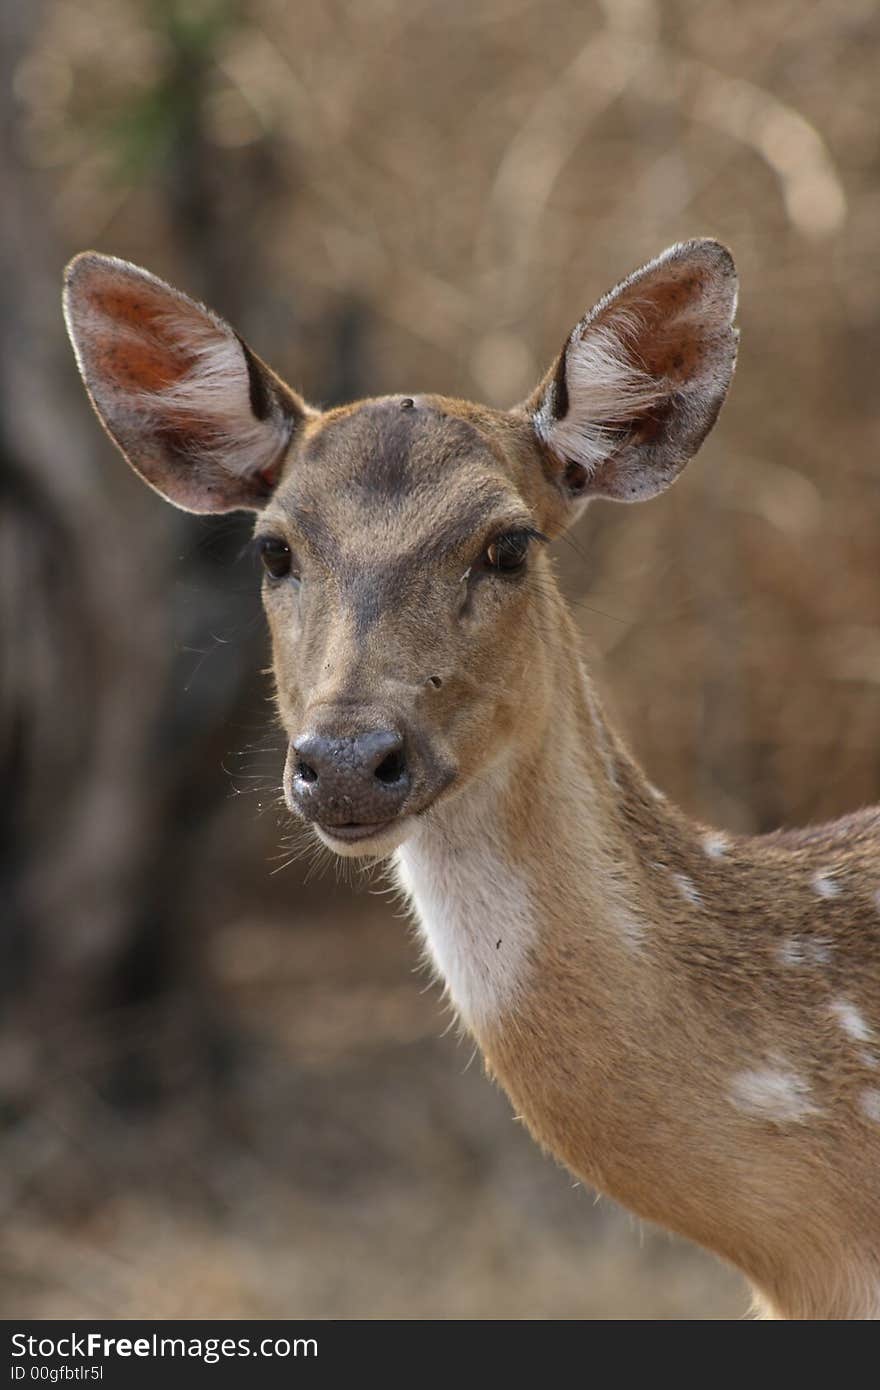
xmin=63 ymin=240 xmax=737 ymax=857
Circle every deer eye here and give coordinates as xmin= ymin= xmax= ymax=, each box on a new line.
xmin=258 ymin=536 xmax=297 ymax=581
xmin=482 ymin=531 xmax=533 ymax=575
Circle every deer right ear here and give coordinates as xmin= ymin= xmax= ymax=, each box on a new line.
xmin=525 ymin=239 xmax=738 ymax=510
xmin=63 ymin=253 xmax=314 ymax=513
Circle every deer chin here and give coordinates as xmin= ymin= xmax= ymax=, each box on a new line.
xmin=313 ymin=814 xmax=419 ymax=859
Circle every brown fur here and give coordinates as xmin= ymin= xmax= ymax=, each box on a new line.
xmin=478 ymin=659 xmax=880 ymax=1317
xmin=63 ymin=241 xmax=880 ymax=1319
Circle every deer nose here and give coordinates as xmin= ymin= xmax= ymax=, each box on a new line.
xmin=290 ymin=729 xmax=410 ymax=826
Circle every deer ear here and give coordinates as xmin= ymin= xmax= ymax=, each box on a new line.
xmin=526 ymin=239 xmax=738 ymax=507
xmin=63 ymin=252 xmax=313 ymax=513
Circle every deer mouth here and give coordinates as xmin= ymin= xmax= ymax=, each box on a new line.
xmin=313 ymin=814 xmax=419 ymax=857
xmin=317 ymin=819 xmax=396 ymax=843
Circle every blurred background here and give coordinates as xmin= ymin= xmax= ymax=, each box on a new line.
xmin=2 ymin=0 xmax=879 ymax=1320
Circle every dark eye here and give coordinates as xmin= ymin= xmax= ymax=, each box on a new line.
xmin=258 ymin=536 xmax=297 ymax=581
xmin=483 ymin=531 xmax=532 ymax=575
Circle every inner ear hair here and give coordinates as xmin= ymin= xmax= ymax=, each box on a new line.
xmin=541 ymin=312 xmax=668 ymax=470
xmin=63 ymin=252 xmax=312 ymax=513
xmin=528 ymin=239 xmax=739 ymax=505
xmin=137 ymin=306 xmax=298 ymax=485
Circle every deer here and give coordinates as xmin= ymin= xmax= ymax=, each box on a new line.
xmin=62 ymin=238 xmax=880 ymax=1320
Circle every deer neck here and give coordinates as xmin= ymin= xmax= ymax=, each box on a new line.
xmin=394 ymin=606 xmax=691 ymax=1043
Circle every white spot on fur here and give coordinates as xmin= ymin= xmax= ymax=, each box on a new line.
xmin=860 ymin=1089 xmax=880 ymax=1124
xmin=672 ymin=872 xmax=701 ymax=906
xmin=812 ymin=871 xmax=841 ymax=899
xmin=393 ymin=767 xmax=535 ymax=1032
xmin=702 ymin=832 xmax=729 ymax=859
xmin=830 ymin=999 xmax=873 ymax=1044
xmin=730 ymin=1064 xmax=818 ymax=1122
xmin=776 ymin=938 xmax=801 ymax=967
xmin=615 ymin=911 xmax=649 ymax=952
xmin=777 ymin=936 xmax=832 ymax=968
xmin=647 ymin=783 xmax=665 ymax=802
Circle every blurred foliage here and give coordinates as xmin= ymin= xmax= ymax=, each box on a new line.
xmin=2 ymin=0 xmax=879 ymax=1318
xmin=99 ymin=1 xmax=241 ymax=184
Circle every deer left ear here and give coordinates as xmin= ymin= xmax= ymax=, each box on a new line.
xmin=525 ymin=239 xmax=738 ymax=506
